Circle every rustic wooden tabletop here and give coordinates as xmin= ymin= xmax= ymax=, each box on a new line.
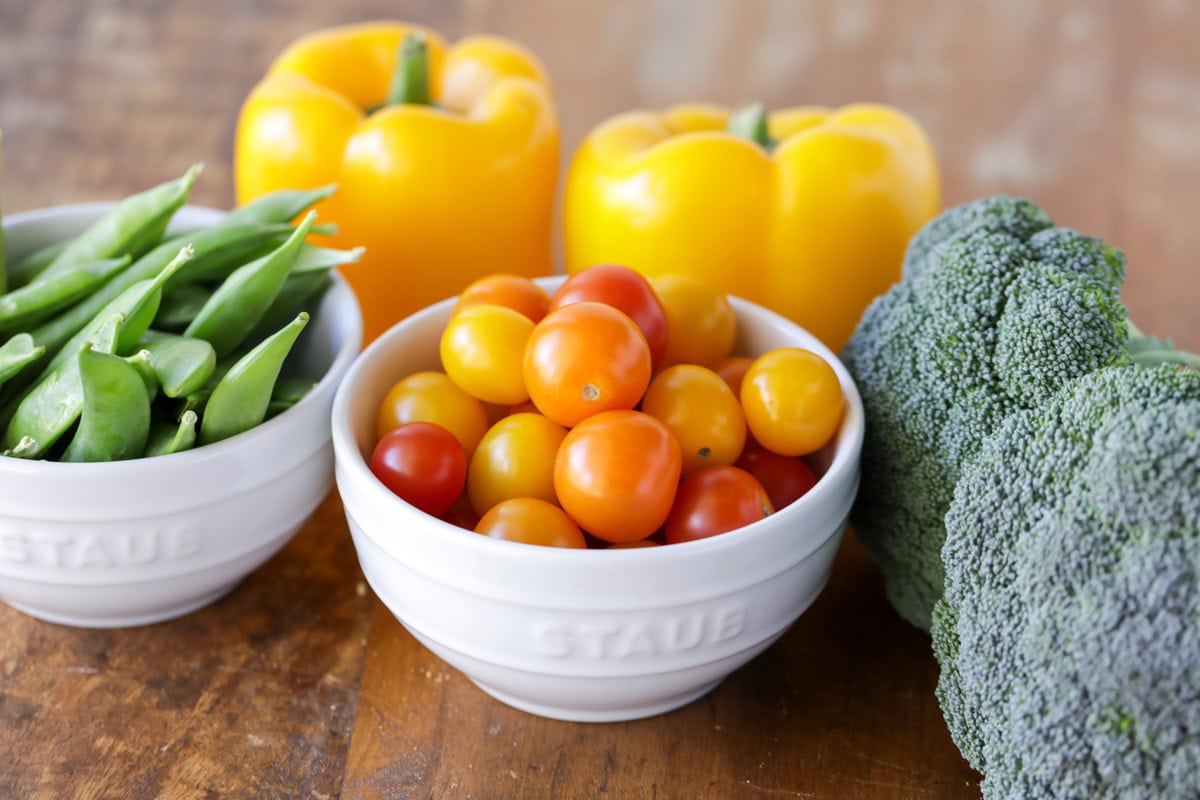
xmin=1 ymin=1 xmax=1197 ymax=798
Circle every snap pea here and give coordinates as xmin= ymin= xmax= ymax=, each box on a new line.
xmin=199 ymin=312 xmax=309 ymax=445
xmin=0 ymin=256 xmax=130 ymax=334
xmin=37 ymin=163 xmax=201 ymax=283
xmin=61 ymin=346 xmax=151 ymax=462
xmin=2 ymin=435 xmax=36 ymax=459
xmin=145 ymin=409 xmax=197 ymax=457
xmin=184 ymin=211 xmax=315 ymax=358
xmin=162 ymin=221 xmax=336 ymax=286
xmin=222 ymin=184 xmax=336 ymax=226
xmin=2 ymin=312 xmax=123 ymax=457
xmin=124 ymin=348 xmax=157 ymax=402
xmin=266 ymin=377 xmax=316 ymax=418
xmin=0 ymin=334 xmax=44 ymax=387
xmin=136 ymin=330 xmax=215 ymax=398
xmin=291 ymin=244 xmax=365 ymax=275
xmin=246 ymin=271 xmax=331 ymax=345
xmin=5 ymin=239 xmax=69 ymax=290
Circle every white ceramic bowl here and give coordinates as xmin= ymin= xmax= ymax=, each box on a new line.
xmin=332 ymin=276 xmax=864 ymax=722
xmin=0 ymin=203 xmax=362 ymax=627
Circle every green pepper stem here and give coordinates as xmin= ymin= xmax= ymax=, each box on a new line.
xmin=726 ymin=102 xmax=775 ymax=150
xmin=386 ymin=33 xmax=431 ymax=107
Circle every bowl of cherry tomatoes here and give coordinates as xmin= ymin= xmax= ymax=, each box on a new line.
xmin=331 ymin=267 xmax=864 ymax=722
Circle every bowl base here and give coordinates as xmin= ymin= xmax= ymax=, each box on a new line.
xmin=467 ymin=676 xmax=724 ymax=723
xmin=3 ymin=580 xmax=241 ymax=629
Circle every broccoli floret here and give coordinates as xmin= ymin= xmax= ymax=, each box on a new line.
xmin=932 ymin=364 xmax=1200 ymax=800
xmin=840 ymin=196 xmax=1131 ymax=630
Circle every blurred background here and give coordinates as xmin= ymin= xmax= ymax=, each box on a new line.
xmin=2 ymin=0 xmax=1197 ymax=346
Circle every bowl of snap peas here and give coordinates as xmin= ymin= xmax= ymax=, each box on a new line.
xmin=0 ymin=167 xmax=363 ymax=627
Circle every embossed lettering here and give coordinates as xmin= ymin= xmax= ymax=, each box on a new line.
xmin=713 ymin=607 xmax=746 ymax=642
xmin=665 ymin=615 xmax=704 ymax=651
xmin=0 ymin=533 xmax=28 ymax=562
xmin=531 ymin=605 xmax=750 ymax=660
xmin=0 ymin=527 xmax=203 ymax=568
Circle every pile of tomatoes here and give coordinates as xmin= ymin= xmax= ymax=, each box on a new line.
xmin=369 ymin=265 xmax=844 ymax=549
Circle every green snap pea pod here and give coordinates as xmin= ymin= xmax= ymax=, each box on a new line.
xmin=6 ymin=238 xmax=69 ymax=290
xmin=291 ymin=244 xmax=364 ymax=275
xmin=2 ymin=435 xmax=36 ymax=459
xmin=162 ymin=221 xmax=336 ymax=286
xmin=136 ymin=330 xmax=215 ymax=398
xmin=124 ymin=348 xmax=157 ymax=402
xmin=145 ymin=409 xmax=197 ymax=457
xmin=28 ymin=221 xmax=318 ymax=364
xmin=0 ymin=256 xmax=131 ymax=334
xmin=266 ymin=377 xmax=316 ymax=418
xmin=154 ymin=281 xmax=212 ymax=330
xmin=61 ymin=346 xmax=151 ymax=462
xmin=2 ymin=312 xmax=123 ymax=456
xmin=0 ymin=334 xmax=45 ymax=387
xmin=184 ymin=212 xmax=315 ymax=358
xmin=199 ymin=312 xmax=309 ymax=445
xmin=222 ymin=184 xmax=336 ymax=226
xmin=246 ymin=271 xmax=332 ymax=345
xmin=38 ymin=163 xmax=201 ymax=282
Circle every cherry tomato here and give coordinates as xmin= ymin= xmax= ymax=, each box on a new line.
xmin=524 ymin=302 xmax=652 ymax=428
xmin=467 ymin=412 xmax=567 ymax=516
xmin=370 ymin=422 xmax=467 ymax=516
xmin=712 ymin=355 xmax=753 ymax=397
xmin=474 ymin=498 xmax=586 ymax=548
xmin=549 ymin=264 xmax=669 ymax=368
xmin=741 ymin=348 xmax=844 ymax=456
xmin=641 ymin=364 xmax=746 ymax=478
xmin=440 ymin=303 xmax=533 ymax=405
xmin=607 ymin=539 xmax=661 ymax=549
xmin=649 ymin=273 xmax=736 ymax=368
xmin=453 ymin=273 xmax=550 ymax=322
xmin=734 ymin=445 xmax=818 ymax=510
xmin=554 ymin=410 xmax=681 ymax=543
xmin=440 ymin=493 xmax=481 ymax=530
xmin=375 ymin=370 xmax=489 ymax=455
xmin=664 ymin=466 xmax=774 ymax=544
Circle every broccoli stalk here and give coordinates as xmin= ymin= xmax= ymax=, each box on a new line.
xmin=932 ymin=364 xmax=1200 ymax=800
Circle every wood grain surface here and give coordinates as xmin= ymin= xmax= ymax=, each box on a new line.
xmin=1 ymin=1 xmax=1197 ymax=798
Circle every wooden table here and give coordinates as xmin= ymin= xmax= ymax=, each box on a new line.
xmin=1 ymin=2 xmax=1196 ymax=797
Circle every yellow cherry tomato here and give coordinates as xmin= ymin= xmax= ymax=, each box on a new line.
xmin=375 ymin=370 xmax=489 ymax=456
xmin=440 ymin=303 xmax=534 ymax=405
xmin=467 ymin=412 xmax=567 ymax=517
xmin=740 ymin=348 xmax=844 ymax=456
xmin=649 ymin=273 xmax=736 ymax=368
xmin=641 ymin=364 xmax=746 ymax=478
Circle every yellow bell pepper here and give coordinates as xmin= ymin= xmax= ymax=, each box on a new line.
xmin=563 ymin=103 xmax=940 ymax=351
xmin=235 ymin=22 xmax=559 ymax=343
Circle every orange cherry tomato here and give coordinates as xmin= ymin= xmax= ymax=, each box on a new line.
xmin=453 ymin=273 xmax=551 ymax=323
xmin=649 ymin=273 xmax=736 ymax=368
xmin=440 ymin=303 xmax=534 ymax=406
xmin=664 ymin=466 xmax=774 ymax=544
xmin=641 ymin=364 xmax=746 ymax=478
xmin=375 ymin=370 xmax=490 ymax=456
xmin=474 ymin=498 xmax=586 ymax=548
xmin=741 ymin=348 xmax=844 ymax=456
xmin=467 ymin=412 xmax=568 ymax=517
xmin=554 ymin=410 xmax=681 ymax=543
xmin=549 ymin=264 xmax=669 ymax=368
xmin=524 ymin=302 xmax=652 ymax=428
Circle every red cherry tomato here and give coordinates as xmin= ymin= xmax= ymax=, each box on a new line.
xmin=664 ymin=466 xmax=774 ymax=544
xmin=369 ymin=421 xmax=467 ymax=516
xmin=549 ymin=264 xmax=669 ymax=368
xmin=734 ymin=445 xmax=818 ymax=510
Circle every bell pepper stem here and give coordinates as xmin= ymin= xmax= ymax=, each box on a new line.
xmin=727 ymin=103 xmax=775 ymax=151
xmin=386 ymin=33 xmax=431 ymax=107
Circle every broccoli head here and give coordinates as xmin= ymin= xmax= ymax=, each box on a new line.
xmin=840 ymin=196 xmax=1131 ymax=630
xmin=932 ymin=364 xmax=1200 ymax=800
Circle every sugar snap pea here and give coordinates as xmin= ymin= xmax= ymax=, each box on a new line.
xmin=5 ymin=238 xmax=69 ymax=290
xmin=0 ymin=334 xmax=44 ymax=387
xmin=61 ymin=346 xmax=151 ymax=462
xmin=2 ymin=312 xmax=123 ymax=457
xmin=38 ymin=163 xmax=201 ymax=282
xmin=124 ymin=348 xmax=157 ymax=402
xmin=145 ymin=409 xmax=197 ymax=457
xmin=266 ymin=377 xmax=316 ymax=418
xmin=199 ymin=312 xmax=309 ymax=445
xmin=2 ymin=435 xmax=36 ymax=459
xmin=154 ymin=281 xmax=212 ymax=331
xmin=0 ymin=256 xmax=130 ymax=334
xmin=136 ymin=330 xmax=215 ymax=398
xmin=222 ymin=184 xmax=336 ymax=226
xmin=246 ymin=271 xmax=332 ymax=345
xmin=184 ymin=212 xmax=315 ymax=358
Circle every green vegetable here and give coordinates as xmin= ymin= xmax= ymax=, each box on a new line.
xmin=0 ymin=256 xmax=130 ymax=334
xmin=840 ymin=196 xmax=1133 ymax=630
xmin=136 ymin=330 xmax=216 ymax=398
xmin=62 ymin=346 xmax=152 ymax=462
xmin=145 ymin=409 xmax=198 ymax=457
xmin=0 ymin=333 xmax=44 ymax=387
xmin=931 ymin=364 xmax=1200 ymax=800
